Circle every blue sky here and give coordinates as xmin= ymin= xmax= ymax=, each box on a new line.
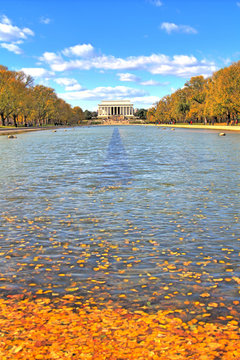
xmin=0 ymin=0 xmax=240 ymax=111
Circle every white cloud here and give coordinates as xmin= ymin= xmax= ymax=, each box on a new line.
xmin=118 ymin=73 xmax=140 ymax=82
xmin=20 ymin=67 xmax=55 ymax=78
xmin=58 ymin=86 xmax=147 ymax=101
xmin=132 ymin=95 xmax=160 ymax=108
xmin=161 ymin=22 xmax=197 ymax=34
xmin=173 ymin=55 xmax=197 ymax=65
xmin=54 ymin=77 xmax=82 ymax=91
xmin=140 ymin=79 xmax=161 ymax=86
xmin=1 ymin=15 xmax=11 ymax=25
xmin=0 ymin=42 xmax=22 ymax=54
xmin=0 ymin=15 xmax=34 ymax=42
xmin=54 ymin=77 xmax=77 ymax=86
xmin=22 ymin=27 xmax=34 ymax=37
xmin=39 ymin=46 xmax=216 ymax=79
xmin=40 ymin=17 xmax=51 ymax=24
xmin=0 ymin=15 xmax=34 ymax=55
xmin=118 ymin=73 xmax=168 ymax=87
xmin=62 ymin=44 xmax=94 ymax=57
xmin=148 ymin=0 xmax=163 ymax=7
xmin=40 ymin=51 xmax=62 ymax=64
xmin=237 ymin=2 xmax=240 ymax=6
xmin=65 ymin=84 xmax=82 ymax=91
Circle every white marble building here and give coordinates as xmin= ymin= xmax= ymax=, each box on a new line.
xmin=98 ymin=100 xmax=134 ymax=118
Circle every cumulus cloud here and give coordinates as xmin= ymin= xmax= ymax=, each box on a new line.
xmin=65 ymin=84 xmax=83 ymax=91
xmin=0 ymin=15 xmax=34 ymax=55
xmin=54 ymin=77 xmax=77 ymax=86
xmin=40 ymin=47 xmax=216 ymax=78
xmin=58 ymin=86 xmax=147 ymax=102
xmin=160 ymin=22 xmax=197 ymax=34
xmin=20 ymin=67 xmax=55 ymax=78
xmin=132 ymin=95 xmax=160 ymax=107
xmin=54 ymin=77 xmax=82 ymax=91
xmin=0 ymin=42 xmax=22 ymax=54
xmin=118 ymin=73 xmax=140 ymax=82
xmin=0 ymin=15 xmax=34 ymax=42
xmin=140 ymin=79 xmax=161 ymax=86
xmin=62 ymin=44 xmax=94 ymax=57
xmin=118 ymin=73 xmax=165 ymax=86
xmin=40 ymin=51 xmax=63 ymax=64
xmin=1 ymin=15 xmax=11 ymax=25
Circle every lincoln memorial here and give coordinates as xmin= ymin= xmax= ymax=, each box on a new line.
xmin=98 ymin=100 xmax=134 ymax=118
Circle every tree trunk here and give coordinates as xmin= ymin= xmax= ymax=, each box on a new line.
xmin=13 ymin=114 xmax=18 ymax=127
xmin=227 ymin=112 xmax=231 ymax=125
xmin=24 ymin=115 xmax=28 ymax=127
xmin=0 ymin=113 xmax=6 ymax=126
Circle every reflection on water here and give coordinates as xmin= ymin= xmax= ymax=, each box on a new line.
xmin=0 ymin=126 xmax=240 ymax=314
xmin=100 ymin=127 xmax=132 ymax=187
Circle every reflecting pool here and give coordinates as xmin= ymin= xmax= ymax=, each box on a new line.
xmin=0 ymin=126 xmax=239 ymax=315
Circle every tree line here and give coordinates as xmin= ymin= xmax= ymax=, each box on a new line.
xmin=147 ymin=60 xmax=240 ymax=125
xmin=0 ymin=65 xmax=85 ymax=127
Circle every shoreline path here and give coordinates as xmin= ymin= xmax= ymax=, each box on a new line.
xmin=1 ymin=123 xmax=240 ymax=136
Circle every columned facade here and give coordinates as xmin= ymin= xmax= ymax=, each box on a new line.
xmin=98 ymin=100 xmax=134 ymax=118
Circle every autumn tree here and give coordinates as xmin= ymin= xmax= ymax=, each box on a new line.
xmin=184 ymin=76 xmax=207 ymax=123
xmin=31 ymin=85 xmax=58 ymax=126
xmin=146 ymin=106 xmax=157 ymax=123
xmin=71 ymin=106 xmax=84 ymax=124
xmin=0 ymin=66 xmax=15 ymax=126
xmin=205 ymin=62 xmax=240 ymax=124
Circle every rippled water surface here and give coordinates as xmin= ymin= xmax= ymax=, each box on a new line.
xmin=0 ymin=126 xmax=240 ymax=312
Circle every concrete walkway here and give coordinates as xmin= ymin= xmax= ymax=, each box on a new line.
xmin=155 ymin=124 xmax=240 ymax=132
xmin=0 ymin=127 xmax=56 ymax=136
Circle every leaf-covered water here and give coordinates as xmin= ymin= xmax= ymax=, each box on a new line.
xmin=0 ymin=126 xmax=240 ymax=314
